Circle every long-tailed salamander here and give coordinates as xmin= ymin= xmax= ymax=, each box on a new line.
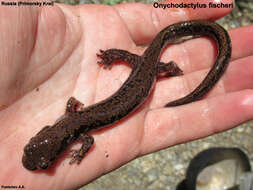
xmin=22 ymin=20 xmax=231 ymax=170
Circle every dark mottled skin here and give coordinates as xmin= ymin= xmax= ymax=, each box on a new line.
xmin=22 ymin=20 xmax=231 ymax=170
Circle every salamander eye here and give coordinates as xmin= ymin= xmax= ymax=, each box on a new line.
xmin=24 ymin=145 xmax=33 ymax=154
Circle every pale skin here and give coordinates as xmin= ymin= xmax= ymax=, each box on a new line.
xmin=0 ymin=0 xmax=253 ymax=189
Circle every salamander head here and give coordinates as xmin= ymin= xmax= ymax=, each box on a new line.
xmin=22 ymin=125 xmax=63 ymax=170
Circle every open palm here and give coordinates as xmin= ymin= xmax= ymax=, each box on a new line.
xmin=1 ymin=0 xmax=253 ymax=189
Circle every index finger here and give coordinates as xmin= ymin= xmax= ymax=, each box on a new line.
xmin=114 ymin=0 xmax=234 ymax=45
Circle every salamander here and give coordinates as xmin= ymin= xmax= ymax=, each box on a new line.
xmin=22 ymin=20 xmax=231 ymax=170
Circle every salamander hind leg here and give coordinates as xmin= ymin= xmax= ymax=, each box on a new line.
xmin=97 ymin=49 xmax=141 ymax=69
xmin=157 ymin=61 xmax=183 ymax=77
xmin=69 ymin=133 xmax=94 ymax=165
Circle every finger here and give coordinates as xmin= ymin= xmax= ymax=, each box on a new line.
xmin=149 ymin=25 xmax=253 ymax=108
xmin=151 ymin=55 xmax=253 ymax=108
xmin=224 ymin=56 xmax=253 ymax=93
xmin=141 ymin=89 xmax=253 ymax=155
xmin=230 ymin=25 xmax=253 ymax=60
xmin=114 ymin=0 xmax=233 ymax=45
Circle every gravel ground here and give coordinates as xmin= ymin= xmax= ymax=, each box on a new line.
xmin=81 ymin=122 xmax=253 ymax=190
xmin=53 ymin=0 xmax=253 ymax=189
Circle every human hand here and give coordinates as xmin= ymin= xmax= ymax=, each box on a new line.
xmin=1 ymin=0 xmax=253 ymax=189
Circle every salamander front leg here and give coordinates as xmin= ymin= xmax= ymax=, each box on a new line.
xmin=66 ymin=97 xmax=85 ymax=113
xmin=69 ymin=133 xmax=94 ymax=165
xmin=54 ymin=97 xmax=85 ymax=124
